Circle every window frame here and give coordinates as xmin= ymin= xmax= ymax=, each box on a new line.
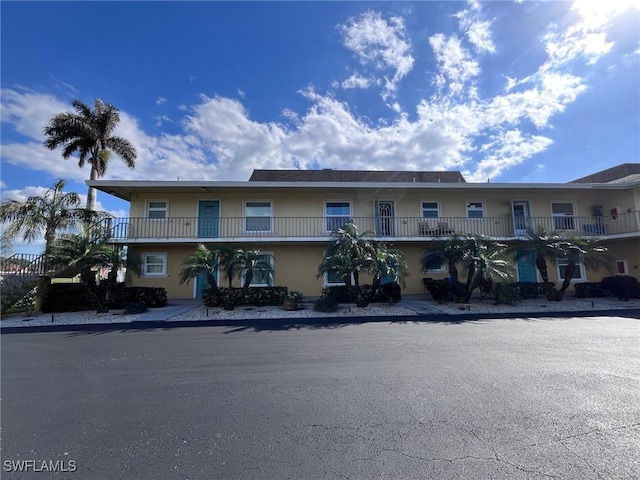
xmin=241 ymin=251 xmax=274 ymax=287
xmin=421 ymin=201 xmax=440 ymax=219
xmin=146 ymin=200 xmax=169 ymax=220
xmin=556 ymin=257 xmax=584 ymax=282
xmin=244 ymin=200 xmax=273 ymax=233
xmin=550 ymin=201 xmax=576 ymax=230
xmin=324 ymin=200 xmax=352 ymax=233
xmin=142 ymin=252 xmax=167 ymax=277
xmin=422 ymin=249 xmax=447 ymax=273
xmin=466 ymin=201 xmax=485 ymax=219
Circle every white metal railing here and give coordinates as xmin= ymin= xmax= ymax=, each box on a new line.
xmin=101 ymin=211 xmax=640 ymax=241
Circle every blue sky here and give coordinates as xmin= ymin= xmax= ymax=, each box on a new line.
xmin=1 ymin=1 xmax=639 ymax=252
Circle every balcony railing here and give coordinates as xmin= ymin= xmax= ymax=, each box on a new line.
xmin=101 ymin=211 xmax=640 ymax=242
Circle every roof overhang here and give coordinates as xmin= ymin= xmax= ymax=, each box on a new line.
xmin=87 ymin=180 xmax=638 ymax=202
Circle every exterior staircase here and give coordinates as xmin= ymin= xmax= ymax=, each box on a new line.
xmin=1 ymin=253 xmax=49 ymax=313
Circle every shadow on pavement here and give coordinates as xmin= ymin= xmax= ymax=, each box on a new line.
xmin=1 ymin=308 xmax=638 ymax=336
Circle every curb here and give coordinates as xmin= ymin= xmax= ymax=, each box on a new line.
xmin=2 ymin=309 xmax=639 ymax=334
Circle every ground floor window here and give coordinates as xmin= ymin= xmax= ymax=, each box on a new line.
xmin=142 ymin=253 xmax=167 ymax=277
xmin=557 ymin=257 xmax=584 ymax=281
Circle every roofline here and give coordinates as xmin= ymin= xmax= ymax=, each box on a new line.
xmin=88 ymin=180 xmax=639 ymax=189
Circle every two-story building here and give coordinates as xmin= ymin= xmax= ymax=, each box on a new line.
xmin=89 ymin=163 xmax=640 ymax=298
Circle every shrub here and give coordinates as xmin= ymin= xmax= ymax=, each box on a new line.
xmin=42 ymin=283 xmax=98 ymax=313
xmin=123 ymin=302 xmax=148 ymax=315
xmin=355 ymin=297 xmax=369 ymax=307
xmin=119 ymin=287 xmax=168 ymax=308
xmin=314 ymin=297 xmax=339 ymax=312
xmin=321 ymin=285 xmax=357 ymax=303
xmin=495 ymin=282 xmax=522 ymax=305
xmin=601 ymin=276 xmax=640 ymax=300
xmin=513 ymin=282 xmax=540 ymax=299
xmin=287 ymin=291 xmax=304 ymax=303
xmin=203 ymin=287 xmax=288 ymax=307
xmin=426 ymin=280 xmax=457 ymax=304
xmin=478 ymin=278 xmax=494 ymax=300
xmin=381 ymin=282 xmax=402 ymax=303
xmin=574 ymin=282 xmax=609 ymax=298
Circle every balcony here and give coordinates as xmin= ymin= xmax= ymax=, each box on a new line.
xmin=102 ymin=211 xmax=640 ymax=244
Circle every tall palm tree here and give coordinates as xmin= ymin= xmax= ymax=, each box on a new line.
xmin=178 ymin=244 xmax=221 ymax=294
xmin=235 ymin=249 xmax=275 ymax=289
xmin=516 ymin=227 xmax=563 ymax=300
xmin=216 ymin=244 xmax=242 ymax=288
xmin=44 ymin=99 xmax=137 ymax=211
xmin=0 ymin=178 xmax=101 ymax=254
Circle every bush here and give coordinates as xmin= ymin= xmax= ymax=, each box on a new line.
xmin=107 ymin=286 xmax=167 ymax=308
xmin=321 ymin=285 xmax=357 ymax=303
xmin=203 ymin=287 xmax=288 ymax=307
xmin=601 ymin=276 xmax=640 ymax=300
xmin=513 ymin=282 xmax=540 ymax=299
xmin=574 ymin=282 xmax=609 ymax=298
xmin=426 ymin=280 xmax=457 ymax=304
xmin=314 ymin=297 xmax=339 ymax=312
xmin=495 ymin=282 xmax=522 ymax=305
xmin=42 ymin=283 xmax=98 ymax=313
xmin=381 ymin=282 xmax=402 ymax=303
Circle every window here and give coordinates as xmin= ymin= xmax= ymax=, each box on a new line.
xmin=242 ymin=253 xmax=273 ymax=287
xmin=325 ymin=201 xmax=351 ymax=231
xmin=551 ymin=202 xmax=575 ymax=230
xmin=422 ymin=250 xmax=446 ymax=272
xmin=325 ymin=269 xmax=345 ymax=285
xmin=421 ymin=201 xmax=440 ymax=218
xmin=557 ymin=257 xmax=583 ymax=281
xmin=147 ymin=201 xmax=168 ymax=219
xmin=245 ymin=201 xmax=272 ymax=232
xmin=466 ymin=201 xmax=484 ymax=218
xmin=143 ymin=253 xmax=167 ymax=277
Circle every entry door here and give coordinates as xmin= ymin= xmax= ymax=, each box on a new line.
xmin=512 ymin=201 xmax=531 ymax=235
xmin=376 ymin=201 xmax=395 ymax=236
xmin=198 ymin=201 xmax=219 ymax=238
xmin=516 ymin=250 xmax=537 ymax=282
xmin=196 ymin=272 xmax=208 ymax=299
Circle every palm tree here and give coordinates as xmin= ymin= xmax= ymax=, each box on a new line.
xmin=369 ymin=244 xmax=408 ymax=293
xmin=317 ymin=221 xmax=376 ymax=298
xmin=178 ymin=244 xmax=221 ymax=294
xmin=235 ymin=249 xmax=275 ymax=289
xmin=47 ymin=232 xmax=141 ymax=311
xmin=0 ymin=179 xmax=94 ymax=254
xmin=421 ymin=234 xmax=465 ymax=283
xmin=459 ymin=235 xmax=512 ymax=303
xmin=44 ymin=99 xmax=137 ymax=211
xmin=215 ymin=244 xmax=241 ymax=288
xmin=515 ymin=227 xmax=564 ymax=300
xmin=549 ymin=235 xmax=610 ymax=301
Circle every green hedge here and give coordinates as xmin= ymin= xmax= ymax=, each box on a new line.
xmin=574 ymin=282 xmax=609 ymax=298
xmin=202 ymin=287 xmax=288 ymax=307
xmin=42 ymin=284 xmax=98 ymax=313
xmin=601 ymin=276 xmax=640 ymax=300
xmin=105 ymin=285 xmax=168 ymax=308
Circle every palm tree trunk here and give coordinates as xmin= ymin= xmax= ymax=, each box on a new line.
xmin=536 ymin=254 xmax=555 ymax=301
xmin=86 ymin=166 xmax=98 ymax=211
xmin=555 ymin=261 xmax=577 ymax=301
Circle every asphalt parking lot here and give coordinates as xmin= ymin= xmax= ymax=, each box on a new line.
xmin=2 ymin=314 xmax=639 ymax=479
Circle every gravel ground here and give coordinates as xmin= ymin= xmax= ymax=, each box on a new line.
xmin=2 ymin=297 xmax=639 ymax=329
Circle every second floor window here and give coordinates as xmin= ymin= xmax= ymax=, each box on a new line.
xmin=325 ymin=201 xmax=351 ymax=231
xmin=422 ymin=202 xmax=440 ymax=218
xmin=245 ymin=201 xmax=272 ymax=232
xmin=147 ymin=201 xmax=167 ymax=219
xmin=466 ymin=201 xmax=484 ymax=218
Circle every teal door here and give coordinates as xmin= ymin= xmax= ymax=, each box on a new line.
xmin=198 ymin=201 xmax=219 ymax=238
xmin=196 ymin=272 xmax=209 ymax=299
xmin=517 ymin=250 xmax=537 ymax=282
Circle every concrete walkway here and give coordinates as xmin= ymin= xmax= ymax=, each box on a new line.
xmin=135 ymin=299 xmax=201 ymax=321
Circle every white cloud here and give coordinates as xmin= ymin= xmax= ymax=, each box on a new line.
xmin=341 ymin=72 xmax=372 ymax=89
xmin=155 ymin=96 xmax=167 ymax=105
xmin=338 ymin=11 xmax=414 ymax=100
xmin=454 ymin=2 xmax=496 ymax=53
xmin=0 ymin=1 xmax=633 ymax=190
xmin=429 ymin=33 xmax=480 ymax=96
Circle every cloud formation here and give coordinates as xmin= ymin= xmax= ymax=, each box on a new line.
xmin=0 ymin=1 xmax=636 ymax=190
